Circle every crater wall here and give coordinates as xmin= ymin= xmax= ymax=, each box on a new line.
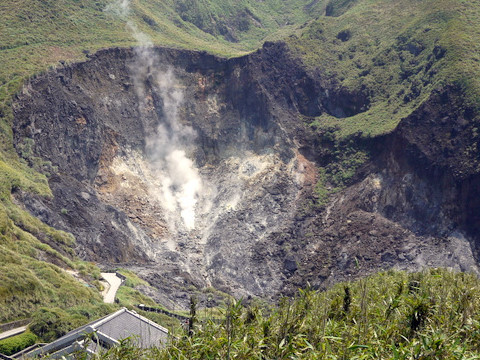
xmin=12 ymin=44 xmax=480 ymax=306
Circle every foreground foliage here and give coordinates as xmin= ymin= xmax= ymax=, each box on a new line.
xmin=94 ymin=269 xmax=480 ymax=359
xmin=0 ymin=331 xmax=36 ymax=356
xmin=26 ymin=269 xmax=175 ymax=343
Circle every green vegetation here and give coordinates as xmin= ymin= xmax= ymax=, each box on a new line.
xmin=93 ymin=269 xmax=480 ymax=359
xmin=0 ymin=182 xmax=111 ymax=323
xmin=113 ymin=269 xmax=224 ymax=331
xmin=0 ymin=331 xmax=37 ymax=356
xmin=29 ymin=304 xmax=117 ymax=342
xmin=289 ymin=0 xmax=480 ymax=138
xmin=312 ymin=139 xmax=369 ymax=208
xmin=116 ymin=285 xmax=155 ymax=309
xmin=289 ymin=0 xmax=480 ymax=195
xmin=114 ymin=269 xmax=159 ymax=309
xmin=116 ymin=269 xmax=149 ymax=288
xmin=304 ymin=124 xmax=371 ymax=209
xmin=25 ymin=269 xmax=179 ymax=344
xmin=1 ymin=0 xmax=480 ymax=351
xmin=313 ymin=167 xmax=331 ymax=208
xmin=0 ymin=244 xmax=104 ymax=322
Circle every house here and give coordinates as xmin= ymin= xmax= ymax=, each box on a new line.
xmin=24 ymin=308 xmax=168 ymax=359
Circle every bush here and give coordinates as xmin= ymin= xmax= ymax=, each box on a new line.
xmin=0 ymin=331 xmax=37 ymax=356
xmin=29 ymin=308 xmax=73 ymax=342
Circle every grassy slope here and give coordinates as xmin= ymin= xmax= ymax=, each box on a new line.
xmin=0 ymin=0 xmax=325 ymax=324
xmin=98 ymin=269 xmax=480 ymax=358
xmin=285 ymin=0 xmax=480 ymax=204
xmin=288 ymin=0 xmax=480 ymax=138
xmin=0 ymin=0 xmax=324 ymax=105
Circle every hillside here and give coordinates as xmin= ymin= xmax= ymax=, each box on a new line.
xmin=0 ymin=0 xmax=324 ymax=109
xmin=287 ymin=0 xmax=480 ymax=137
xmin=0 ymin=0 xmax=324 ymax=323
xmin=1 ymin=0 xmax=480 ymax=351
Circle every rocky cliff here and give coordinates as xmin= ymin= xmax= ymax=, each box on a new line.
xmin=11 ymin=42 xmax=480 ymax=307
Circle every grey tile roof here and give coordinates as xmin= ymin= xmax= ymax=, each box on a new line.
xmin=25 ymin=308 xmax=168 ymax=359
xmin=94 ymin=308 xmax=168 ymax=348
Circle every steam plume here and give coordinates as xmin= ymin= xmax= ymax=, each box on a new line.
xmin=147 ymin=68 xmax=202 ymax=231
xmin=105 ymin=0 xmax=202 ymax=231
xmin=104 ymin=0 xmax=130 ymax=19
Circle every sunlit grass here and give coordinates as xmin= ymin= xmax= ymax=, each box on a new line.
xmin=94 ymin=269 xmax=480 ymax=359
xmin=289 ymin=0 xmax=480 ymax=138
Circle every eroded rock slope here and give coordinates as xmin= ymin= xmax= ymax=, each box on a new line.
xmin=12 ymin=43 xmax=480 ymax=306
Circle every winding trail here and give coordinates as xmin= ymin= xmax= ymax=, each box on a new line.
xmin=101 ymin=273 xmax=123 ymax=304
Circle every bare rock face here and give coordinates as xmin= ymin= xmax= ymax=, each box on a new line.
xmin=284 ymin=86 xmax=480 ymax=294
xmin=12 ymin=44 xmax=480 ymax=307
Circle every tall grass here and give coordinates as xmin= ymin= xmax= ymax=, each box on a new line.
xmin=94 ymin=269 xmax=480 ymax=359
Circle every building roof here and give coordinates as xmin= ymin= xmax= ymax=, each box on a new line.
xmin=25 ymin=308 xmax=168 ymax=359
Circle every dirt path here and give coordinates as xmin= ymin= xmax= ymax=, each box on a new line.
xmin=101 ymin=273 xmax=123 ymax=304
xmin=0 ymin=326 xmax=27 ymax=340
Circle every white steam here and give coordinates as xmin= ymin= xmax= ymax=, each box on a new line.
xmin=164 ymin=150 xmax=202 ymax=230
xmin=106 ymin=0 xmax=203 ymax=231
xmin=104 ymin=0 xmax=131 ymax=19
xmin=147 ymin=68 xmax=202 ymax=231
xmin=104 ymin=0 xmax=152 ymax=46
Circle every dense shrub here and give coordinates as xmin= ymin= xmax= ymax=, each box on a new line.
xmin=29 ymin=308 xmax=75 ymax=342
xmin=0 ymin=331 xmax=37 ymax=356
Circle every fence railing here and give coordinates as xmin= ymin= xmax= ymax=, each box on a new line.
xmin=136 ymin=304 xmax=189 ymax=322
xmin=115 ymin=272 xmax=127 ymax=283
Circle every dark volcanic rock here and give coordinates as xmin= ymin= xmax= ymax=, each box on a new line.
xmin=12 ymin=44 xmax=480 ymax=307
